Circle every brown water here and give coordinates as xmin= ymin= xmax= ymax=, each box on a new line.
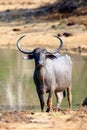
xmin=0 ymin=49 xmax=87 ymax=112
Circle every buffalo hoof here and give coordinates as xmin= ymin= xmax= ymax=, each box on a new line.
xmin=46 ymin=107 xmax=55 ymax=112
xmin=46 ymin=108 xmax=50 ymax=112
xmin=53 ymin=106 xmax=61 ymax=112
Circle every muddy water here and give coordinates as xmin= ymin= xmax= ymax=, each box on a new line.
xmin=0 ymin=49 xmax=87 ymax=111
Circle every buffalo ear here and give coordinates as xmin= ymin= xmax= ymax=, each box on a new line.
xmin=46 ymin=54 xmax=57 ymax=59
xmin=28 ymin=54 xmax=34 ymax=60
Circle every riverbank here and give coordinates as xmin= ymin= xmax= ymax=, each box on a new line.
xmin=0 ymin=0 xmax=87 ymax=55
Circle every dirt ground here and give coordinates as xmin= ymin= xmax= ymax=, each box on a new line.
xmin=0 ymin=0 xmax=87 ymax=130
xmin=0 ymin=107 xmax=87 ymax=130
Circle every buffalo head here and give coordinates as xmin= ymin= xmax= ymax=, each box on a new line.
xmin=17 ymin=34 xmax=63 ymax=69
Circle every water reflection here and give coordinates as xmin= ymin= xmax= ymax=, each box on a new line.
xmin=0 ymin=49 xmax=87 ymax=111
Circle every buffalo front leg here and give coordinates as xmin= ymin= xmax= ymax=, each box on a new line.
xmin=34 ymin=77 xmax=45 ymax=112
xmin=37 ymin=90 xmax=45 ymax=112
xmin=46 ymin=91 xmax=54 ymax=112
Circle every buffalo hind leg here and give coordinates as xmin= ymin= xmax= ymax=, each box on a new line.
xmin=54 ymin=92 xmax=63 ymax=111
xmin=67 ymin=85 xmax=72 ymax=108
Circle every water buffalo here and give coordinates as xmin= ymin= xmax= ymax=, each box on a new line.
xmin=17 ymin=34 xmax=72 ymax=112
xmin=82 ymin=97 xmax=87 ymax=106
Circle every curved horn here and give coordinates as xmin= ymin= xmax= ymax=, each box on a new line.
xmin=17 ymin=34 xmax=33 ymax=54
xmin=47 ymin=35 xmax=63 ymax=54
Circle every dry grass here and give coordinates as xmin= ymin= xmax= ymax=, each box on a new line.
xmin=0 ymin=0 xmax=87 ymax=55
